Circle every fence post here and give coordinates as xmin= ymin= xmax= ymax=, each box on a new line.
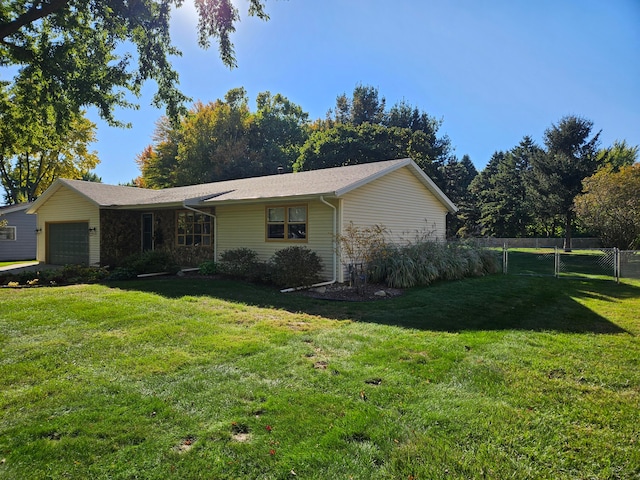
xmin=615 ymin=248 xmax=620 ymax=284
xmin=503 ymin=243 xmax=508 ymax=274
xmin=554 ymin=246 xmax=559 ymax=278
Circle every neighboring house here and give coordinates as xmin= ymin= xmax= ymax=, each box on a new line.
xmin=0 ymin=202 xmax=36 ymax=262
xmin=27 ymin=158 xmax=457 ymax=282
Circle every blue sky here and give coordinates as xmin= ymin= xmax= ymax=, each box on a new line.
xmin=89 ymin=0 xmax=640 ymax=185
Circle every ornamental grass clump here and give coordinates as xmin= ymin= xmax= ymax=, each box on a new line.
xmin=368 ymin=240 xmax=499 ymax=288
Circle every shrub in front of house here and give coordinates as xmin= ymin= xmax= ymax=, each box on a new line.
xmin=270 ymin=246 xmax=323 ymax=287
xmin=57 ymin=264 xmax=111 ymax=284
xmin=368 ymin=240 xmax=499 ymax=288
xmin=123 ymin=250 xmax=180 ymax=275
xmin=198 ymin=260 xmax=217 ymax=275
xmin=106 ymin=267 xmax=138 ymax=281
xmin=1 ymin=265 xmax=110 ymax=287
xmin=217 ymin=248 xmax=269 ymax=282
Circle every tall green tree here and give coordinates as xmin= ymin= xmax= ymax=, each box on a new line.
xmin=575 ymin=163 xmax=640 ymax=249
xmin=441 ymin=154 xmax=478 ymax=237
xmin=249 ymin=91 xmax=309 ymax=174
xmin=173 ymin=89 xmax=253 ymax=186
xmin=332 ymin=84 xmax=386 ymax=126
xmin=467 ymin=137 xmax=543 ymax=238
xmin=1 ymin=1 xmax=270 ymax=200
xmin=135 ymin=116 xmax=181 ymax=188
xmin=294 ymin=122 xmax=448 ymax=184
xmin=529 ymin=116 xmax=601 ymax=250
xmin=385 ymin=99 xmax=443 ymax=133
xmin=297 ymin=86 xmax=451 ymax=187
xmin=137 ymin=89 xmax=309 ymax=187
xmin=1 ymin=0 xmax=269 ymax=125
xmin=597 ymin=140 xmax=638 ymax=171
xmin=0 ymin=78 xmax=99 ymax=203
xmin=468 ymin=151 xmax=505 ymax=237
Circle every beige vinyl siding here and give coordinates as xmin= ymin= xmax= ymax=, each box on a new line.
xmin=341 ymin=166 xmax=448 ymax=244
xmin=34 ymin=186 xmax=100 ymax=264
xmin=216 ymin=199 xmax=337 ymax=281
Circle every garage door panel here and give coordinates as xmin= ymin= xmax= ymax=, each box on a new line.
xmin=48 ymin=223 xmax=89 ymax=265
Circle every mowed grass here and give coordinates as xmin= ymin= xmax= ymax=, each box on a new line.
xmin=0 ymin=261 xmax=36 ymax=268
xmin=1 ymin=274 xmax=639 ymax=479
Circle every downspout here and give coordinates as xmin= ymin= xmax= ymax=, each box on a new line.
xmin=182 ymin=202 xmax=217 ymax=261
xmin=280 ymin=195 xmax=337 ymax=292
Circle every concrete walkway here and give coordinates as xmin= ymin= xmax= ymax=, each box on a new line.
xmin=0 ymin=262 xmax=57 ymax=274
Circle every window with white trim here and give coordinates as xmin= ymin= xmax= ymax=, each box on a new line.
xmin=266 ymin=205 xmax=307 ymax=241
xmin=0 ymin=226 xmax=16 ymax=241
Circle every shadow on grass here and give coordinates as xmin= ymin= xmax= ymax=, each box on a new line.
xmin=104 ymin=274 xmax=639 ymax=334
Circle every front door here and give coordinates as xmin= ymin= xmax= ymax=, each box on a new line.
xmin=142 ymin=213 xmax=154 ymax=252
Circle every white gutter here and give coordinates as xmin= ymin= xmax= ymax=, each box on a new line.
xmin=280 ymin=195 xmax=338 ymax=293
xmin=182 ymin=201 xmax=218 ymax=261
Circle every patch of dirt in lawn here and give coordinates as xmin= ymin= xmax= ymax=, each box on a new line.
xmin=231 ymin=433 xmax=252 ymax=443
xmin=175 ymin=436 xmax=196 ymax=453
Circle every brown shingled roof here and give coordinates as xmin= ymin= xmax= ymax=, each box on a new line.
xmin=28 ymin=159 xmax=458 ymax=213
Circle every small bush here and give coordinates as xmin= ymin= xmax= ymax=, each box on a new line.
xmin=198 ymin=260 xmax=217 ymax=275
xmin=59 ymin=264 xmax=111 ymax=283
xmin=270 ymin=246 xmax=323 ymax=287
xmin=107 ymin=267 xmax=137 ymax=281
xmin=1 ymin=265 xmax=110 ymax=286
xmin=217 ymin=248 xmax=268 ymax=282
xmin=123 ymin=251 xmax=179 ymax=275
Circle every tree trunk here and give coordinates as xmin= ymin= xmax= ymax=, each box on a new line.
xmin=564 ymin=211 xmax=573 ymax=252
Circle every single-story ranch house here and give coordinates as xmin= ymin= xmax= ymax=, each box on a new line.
xmin=27 ymin=158 xmax=457 ymax=282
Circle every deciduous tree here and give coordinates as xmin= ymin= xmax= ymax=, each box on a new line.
xmin=575 ymin=163 xmax=640 ymax=249
xmin=294 ymin=122 xmax=448 ymax=184
xmin=295 ymin=88 xmax=451 ymax=187
xmin=0 ymin=78 xmax=98 ymax=203
xmin=137 ymin=89 xmax=309 ymax=187
xmin=249 ymin=91 xmax=309 ymax=174
xmin=1 ymin=0 xmax=268 ymax=125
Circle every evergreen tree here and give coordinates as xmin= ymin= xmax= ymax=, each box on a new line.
xmin=529 ymin=116 xmax=601 ymax=250
xmin=441 ymin=154 xmax=478 ymax=237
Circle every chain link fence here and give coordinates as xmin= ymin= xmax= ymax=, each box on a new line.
xmin=501 ymin=247 xmax=640 ymax=282
xmin=619 ymin=250 xmax=640 ymax=280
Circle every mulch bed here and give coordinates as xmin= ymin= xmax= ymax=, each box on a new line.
xmin=299 ymin=283 xmax=403 ymax=301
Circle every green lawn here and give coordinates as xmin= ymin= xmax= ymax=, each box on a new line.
xmin=0 ymin=260 xmax=36 ymax=268
xmin=1 ymin=275 xmax=639 ymax=479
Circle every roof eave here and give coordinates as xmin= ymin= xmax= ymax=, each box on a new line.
xmin=98 ymin=193 xmax=340 ymax=210
xmin=1 ymin=202 xmax=32 ymax=215
xmin=199 ymin=193 xmax=339 ymax=207
xmin=28 ymin=179 xmax=107 ymax=214
xmin=104 ymin=201 xmax=187 ymax=210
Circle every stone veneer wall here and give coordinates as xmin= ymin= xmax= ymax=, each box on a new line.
xmin=100 ymin=210 xmax=140 ymax=267
xmin=100 ymin=208 xmax=215 ymax=267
